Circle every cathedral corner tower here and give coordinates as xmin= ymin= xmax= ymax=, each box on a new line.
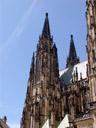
xmin=20 ymin=13 xmax=61 ymax=128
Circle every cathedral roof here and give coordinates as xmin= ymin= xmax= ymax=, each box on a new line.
xmin=59 ymin=60 xmax=88 ymax=85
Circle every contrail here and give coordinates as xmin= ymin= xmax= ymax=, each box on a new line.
xmin=0 ymin=0 xmax=37 ymax=53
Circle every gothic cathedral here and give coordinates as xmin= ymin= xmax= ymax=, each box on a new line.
xmin=20 ymin=0 xmax=96 ymax=128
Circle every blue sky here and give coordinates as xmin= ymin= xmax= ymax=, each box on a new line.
xmin=0 ymin=0 xmax=87 ymax=127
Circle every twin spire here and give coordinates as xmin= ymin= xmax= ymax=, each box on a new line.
xmin=41 ymin=13 xmax=79 ymax=68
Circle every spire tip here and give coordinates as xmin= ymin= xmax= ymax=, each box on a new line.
xmin=71 ymin=35 xmax=73 ymax=39
xmin=46 ymin=13 xmax=48 ymax=17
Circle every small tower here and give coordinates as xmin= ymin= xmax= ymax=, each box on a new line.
xmin=2 ymin=116 xmax=7 ymax=123
xmin=66 ymin=35 xmax=80 ymax=68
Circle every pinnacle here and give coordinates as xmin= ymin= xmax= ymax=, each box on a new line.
xmin=66 ymin=35 xmax=80 ymax=68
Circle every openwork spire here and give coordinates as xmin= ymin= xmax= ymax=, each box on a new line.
xmin=66 ymin=35 xmax=79 ymax=68
xmin=41 ymin=13 xmax=51 ymax=38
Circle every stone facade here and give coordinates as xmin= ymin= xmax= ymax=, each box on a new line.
xmin=20 ymin=0 xmax=96 ymax=128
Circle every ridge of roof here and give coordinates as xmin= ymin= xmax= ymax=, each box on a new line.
xmin=59 ymin=60 xmax=87 ymax=72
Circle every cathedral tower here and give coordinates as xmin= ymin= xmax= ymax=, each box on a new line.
xmin=21 ymin=13 xmax=61 ymax=128
xmin=86 ymin=0 xmax=96 ymax=103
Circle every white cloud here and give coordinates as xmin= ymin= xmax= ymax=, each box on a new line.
xmin=0 ymin=0 xmax=37 ymax=55
xmin=8 ymin=123 xmax=20 ymax=128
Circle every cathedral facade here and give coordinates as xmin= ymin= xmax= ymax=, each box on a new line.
xmin=20 ymin=0 xmax=96 ymax=128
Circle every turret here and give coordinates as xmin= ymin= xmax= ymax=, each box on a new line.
xmin=2 ymin=116 xmax=7 ymax=124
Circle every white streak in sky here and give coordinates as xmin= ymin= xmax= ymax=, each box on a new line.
xmin=0 ymin=0 xmax=37 ymax=52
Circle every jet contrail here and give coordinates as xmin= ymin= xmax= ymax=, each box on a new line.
xmin=0 ymin=0 xmax=37 ymax=53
